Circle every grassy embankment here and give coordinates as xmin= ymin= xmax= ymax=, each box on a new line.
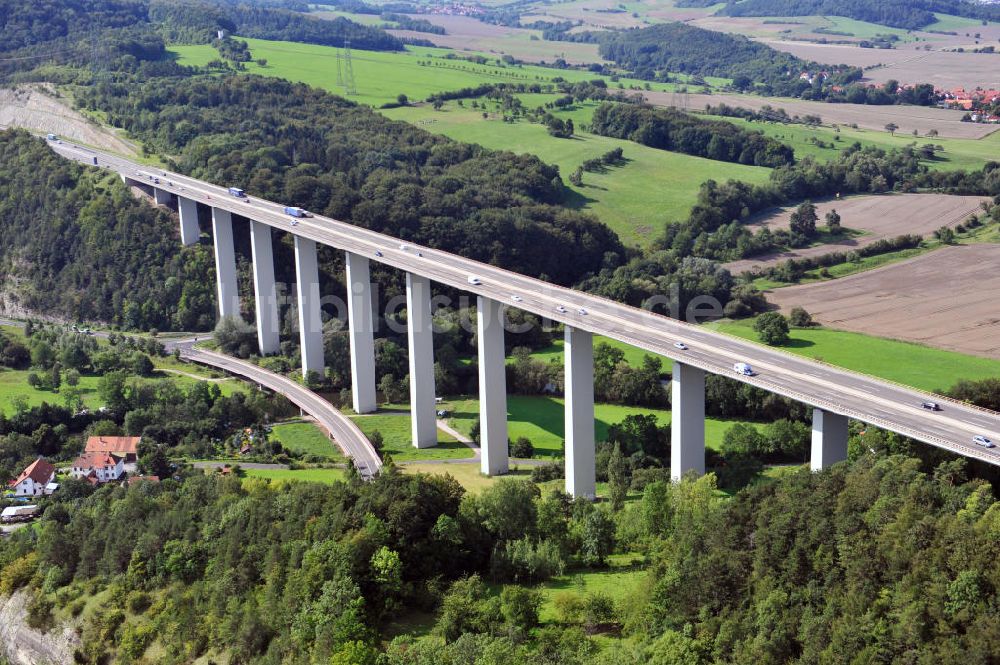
xmin=269 ymin=421 xmax=347 ymax=462
xmin=381 ymin=100 xmax=772 ymax=246
xmin=708 ymin=318 xmax=1000 ymax=393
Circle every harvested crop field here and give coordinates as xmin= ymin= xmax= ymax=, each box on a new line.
xmin=765 ymin=244 xmax=1000 ymax=359
xmin=724 ymin=193 xmax=989 ymax=274
xmin=643 ymin=91 xmax=997 ymax=139
xmin=761 ymin=40 xmax=1000 ymax=91
xmin=387 ymin=14 xmax=602 ymax=64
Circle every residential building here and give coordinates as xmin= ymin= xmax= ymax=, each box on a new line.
xmin=71 ymin=452 xmax=124 ymax=484
xmin=85 ymin=435 xmax=141 ymax=463
xmin=7 ymin=458 xmax=56 ymax=497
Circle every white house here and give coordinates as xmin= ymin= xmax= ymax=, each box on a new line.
xmin=8 ymin=458 xmax=56 ymax=497
xmin=70 ymin=452 xmax=124 ymax=484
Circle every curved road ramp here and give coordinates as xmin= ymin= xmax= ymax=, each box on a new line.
xmin=183 ymin=346 xmax=382 ymax=480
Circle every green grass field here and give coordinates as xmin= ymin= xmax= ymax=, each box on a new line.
xmin=242 ymin=467 xmax=347 ymax=484
xmin=350 ymin=412 xmax=474 ymax=461
xmin=441 ymin=395 xmax=761 ymax=457
xmin=382 ymin=100 xmax=772 ymax=246
xmin=270 ymin=421 xmax=346 ymax=461
xmin=537 ymin=553 xmax=647 ymax=624
xmin=0 ymin=365 xmax=248 ymax=416
xmin=924 ymin=12 xmax=997 ymax=33
xmin=709 ymin=319 xmax=1000 ymax=393
xmin=400 ymin=463 xmax=535 ymax=493
xmin=169 ymin=39 xmax=689 ymax=109
xmin=527 ymin=335 xmax=666 ymax=368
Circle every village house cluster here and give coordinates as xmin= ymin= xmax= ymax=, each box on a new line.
xmin=3 ymin=436 xmax=160 ymax=525
xmin=938 ymin=87 xmax=1000 ymax=121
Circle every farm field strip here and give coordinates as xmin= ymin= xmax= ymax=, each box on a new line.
xmin=170 ymin=38 xmax=684 ymax=109
xmin=762 ymin=243 xmax=1000 ymax=361
xmin=644 ymin=91 xmax=998 ymax=139
xmin=761 ymin=40 xmax=1000 ymax=90
xmin=724 ymin=193 xmax=990 ymax=274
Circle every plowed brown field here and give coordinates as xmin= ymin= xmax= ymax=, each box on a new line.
xmin=724 ymin=193 xmax=989 ymax=274
xmin=766 ymin=244 xmax=1000 ymax=359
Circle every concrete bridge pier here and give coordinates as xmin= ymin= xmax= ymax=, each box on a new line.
xmin=671 ymin=361 xmax=706 ymax=481
xmin=177 ymin=196 xmax=200 ymax=246
xmin=294 ymin=236 xmax=325 ymax=379
xmin=811 ymin=409 xmax=849 ymax=471
xmin=346 ymin=251 xmax=377 ymax=414
xmin=250 ymin=221 xmax=280 ymax=356
xmin=211 ymin=207 xmax=240 ymax=320
xmin=153 ymin=187 xmax=172 ymax=206
xmin=478 ymin=296 xmax=509 ymax=476
xmin=406 ymin=273 xmax=437 ymax=448
xmin=564 ymin=326 xmax=596 ymax=499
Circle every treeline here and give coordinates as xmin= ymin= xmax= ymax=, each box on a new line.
xmin=149 ymin=0 xmax=404 ymax=51
xmin=0 ymin=0 xmax=148 ymax=53
xmin=705 ymin=102 xmax=822 ymax=126
xmin=222 ymin=6 xmax=403 ymax=50
xmin=754 ymin=234 xmax=923 ymax=282
xmin=0 ymin=131 xmax=216 ymax=331
xmin=78 ymin=75 xmax=624 ymax=287
xmin=684 ymin=0 xmax=1000 ymax=30
xmin=590 ymin=102 xmax=795 ymax=167
xmin=0 ymin=0 xmax=402 ymax=82
xmin=381 ymin=13 xmax=446 ymax=35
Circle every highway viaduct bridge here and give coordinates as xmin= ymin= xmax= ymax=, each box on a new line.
xmin=51 ymin=140 xmax=1000 ymax=498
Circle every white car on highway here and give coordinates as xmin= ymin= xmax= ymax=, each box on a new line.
xmin=674 ymin=342 xmax=688 ymax=350
xmin=734 ymin=362 xmax=755 ymax=376
xmin=973 ymin=435 xmax=994 ymax=448
xmin=467 ymin=275 xmax=482 ymax=286
xmin=555 ymin=305 xmax=568 ymax=314
xmin=511 ymin=295 xmax=523 ymax=303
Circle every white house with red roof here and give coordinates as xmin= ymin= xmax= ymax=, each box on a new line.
xmin=70 ymin=451 xmax=124 ymax=484
xmin=8 ymin=458 xmax=56 ymax=497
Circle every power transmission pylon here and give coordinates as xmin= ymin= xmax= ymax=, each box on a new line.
xmin=335 ymin=49 xmax=343 ymax=87
xmin=343 ymin=39 xmax=357 ymax=96
xmin=91 ymin=26 xmax=103 ymax=84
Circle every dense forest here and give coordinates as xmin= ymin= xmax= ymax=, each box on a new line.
xmin=589 ymin=103 xmax=795 ymax=167
xmin=78 ymin=74 xmax=624 ymax=288
xmin=595 ymin=23 xmax=857 ymax=97
xmin=1 ymin=451 xmax=998 ymax=662
xmin=0 ymin=0 xmax=402 ymax=68
xmin=0 ymin=131 xmax=216 ymax=330
xmin=678 ymin=0 xmax=1000 ymax=30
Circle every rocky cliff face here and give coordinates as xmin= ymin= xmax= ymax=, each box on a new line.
xmin=0 ymin=590 xmax=77 ymax=665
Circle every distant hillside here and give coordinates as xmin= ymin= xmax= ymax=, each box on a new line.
xmin=149 ymin=0 xmax=404 ymax=51
xmin=0 ymin=0 xmax=402 ymax=77
xmin=597 ymin=23 xmax=851 ymax=96
xmin=677 ymin=0 xmax=1000 ymax=30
